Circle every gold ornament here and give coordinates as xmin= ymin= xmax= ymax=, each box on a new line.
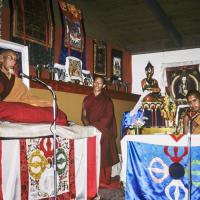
xmin=28 ymin=149 xmax=48 ymax=180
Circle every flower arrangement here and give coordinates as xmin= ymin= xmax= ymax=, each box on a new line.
xmin=129 ymin=108 xmax=148 ymax=134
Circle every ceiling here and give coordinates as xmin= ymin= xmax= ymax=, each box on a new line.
xmin=72 ymin=0 xmax=200 ymax=54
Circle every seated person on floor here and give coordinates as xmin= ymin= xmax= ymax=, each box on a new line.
xmin=0 ymin=49 xmax=67 ymax=125
xmin=183 ymin=89 xmax=200 ymax=134
xmin=141 ymin=61 xmax=161 ymax=102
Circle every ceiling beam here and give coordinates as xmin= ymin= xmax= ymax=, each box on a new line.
xmin=144 ymin=0 xmax=182 ymax=47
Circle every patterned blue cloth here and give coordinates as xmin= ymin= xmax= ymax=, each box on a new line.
xmin=126 ymin=141 xmax=200 ymax=200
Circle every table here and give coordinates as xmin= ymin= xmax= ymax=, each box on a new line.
xmin=0 ymin=122 xmax=101 ymax=200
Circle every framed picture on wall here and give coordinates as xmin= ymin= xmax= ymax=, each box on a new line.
xmin=65 ymin=56 xmax=83 ymax=83
xmin=111 ymin=49 xmax=122 ymax=81
xmin=12 ymin=0 xmax=52 ymax=47
xmin=93 ymin=40 xmax=107 ymax=76
xmin=165 ymin=65 xmax=200 ymax=101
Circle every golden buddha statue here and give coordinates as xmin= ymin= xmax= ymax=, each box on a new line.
xmin=141 ymin=62 xmax=161 ymax=102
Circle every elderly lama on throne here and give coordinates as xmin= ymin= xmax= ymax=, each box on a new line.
xmin=0 ymin=48 xmax=67 ymax=125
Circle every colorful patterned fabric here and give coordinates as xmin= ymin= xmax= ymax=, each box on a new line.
xmin=0 ymin=124 xmax=101 ymax=199
xmin=58 ymin=0 xmax=86 ymax=67
xmin=121 ymin=135 xmax=200 ymax=200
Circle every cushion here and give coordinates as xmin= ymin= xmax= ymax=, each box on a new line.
xmin=0 ymin=101 xmax=67 ymax=125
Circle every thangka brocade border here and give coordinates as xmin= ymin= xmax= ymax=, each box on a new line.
xmin=20 ymin=137 xmax=75 ymax=199
xmin=58 ymin=0 xmax=84 ymax=52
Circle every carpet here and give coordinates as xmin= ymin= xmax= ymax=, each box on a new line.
xmin=98 ymin=176 xmax=125 ymax=200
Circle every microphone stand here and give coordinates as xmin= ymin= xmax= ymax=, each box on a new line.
xmin=174 ymin=104 xmax=191 ymax=198
xmin=33 ymin=77 xmax=58 ymax=199
xmin=187 ymin=112 xmax=199 ymax=200
xmin=187 ymin=119 xmax=192 ymax=200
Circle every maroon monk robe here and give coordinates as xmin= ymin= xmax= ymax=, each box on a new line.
xmin=83 ymin=91 xmax=119 ymax=168
xmin=0 ymin=70 xmax=15 ymax=100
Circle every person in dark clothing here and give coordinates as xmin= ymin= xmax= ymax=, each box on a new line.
xmin=81 ymin=76 xmax=119 ymax=185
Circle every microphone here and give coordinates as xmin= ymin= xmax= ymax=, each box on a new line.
xmin=20 ymin=72 xmax=37 ymax=82
xmin=175 ymin=104 xmax=190 ymax=130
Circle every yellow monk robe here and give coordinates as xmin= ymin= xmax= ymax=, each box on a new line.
xmin=4 ymin=77 xmax=52 ymax=107
xmin=193 ymin=114 xmax=200 ymax=134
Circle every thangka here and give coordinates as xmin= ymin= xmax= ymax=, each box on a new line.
xmin=58 ymin=0 xmax=84 ymax=52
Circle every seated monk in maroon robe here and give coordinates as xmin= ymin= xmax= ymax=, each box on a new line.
xmin=81 ymin=76 xmax=119 ymax=186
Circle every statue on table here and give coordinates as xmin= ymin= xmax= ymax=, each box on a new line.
xmin=141 ymin=62 xmax=163 ymax=127
xmin=162 ymin=93 xmax=176 ymax=127
xmin=141 ymin=62 xmax=161 ymax=102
